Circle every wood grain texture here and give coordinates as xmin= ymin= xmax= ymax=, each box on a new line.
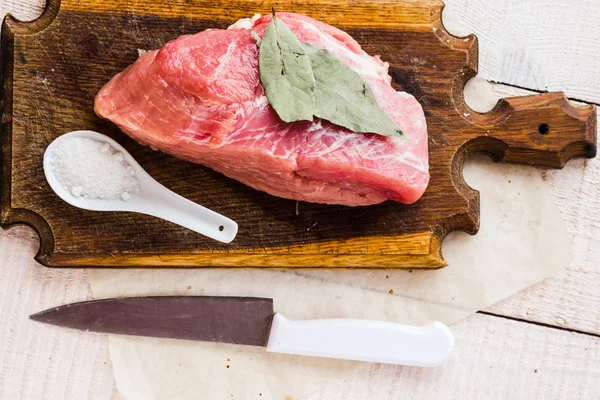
xmin=443 ymin=0 xmax=600 ymax=340
xmin=479 ymin=83 xmax=600 ymax=337
xmin=0 ymin=7 xmax=118 ymax=400
xmin=309 ymin=313 xmax=600 ymax=400
xmin=0 ymin=0 xmax=595 ymax=268
xmin=0 ymin=0 xmax=43 ymax=21
xmin=446 ymin=0 xmax=600 ymax=105
xmin=3 ymin=222 xmax=598 ymax=400
xmin=0 ymin=226 xmax=119 ymax=400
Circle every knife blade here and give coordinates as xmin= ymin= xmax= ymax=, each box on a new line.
xmin=30 ymin=296 xmax=454 ymax=367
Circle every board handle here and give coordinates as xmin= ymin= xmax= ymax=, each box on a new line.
xmin=464 ymin=92 xmax=596 ymax=168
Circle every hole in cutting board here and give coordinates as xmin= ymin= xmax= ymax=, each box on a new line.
xmin=538 ymin=123 xmax=550 ymax=135
xmin=219 ymin=225 xmax=224 ymax=231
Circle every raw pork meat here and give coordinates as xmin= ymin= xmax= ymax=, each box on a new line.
xmin=94 ymin=13 xmax=429 ymax=206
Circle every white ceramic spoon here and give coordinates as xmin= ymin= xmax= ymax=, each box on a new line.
xmin=43 ymin=130 xmax=238 ymax=243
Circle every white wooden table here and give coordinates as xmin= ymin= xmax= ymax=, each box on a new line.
xmin=1 ymin=1 xmax=599 ymax=399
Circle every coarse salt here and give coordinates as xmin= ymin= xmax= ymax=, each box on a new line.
xmin=51 ymin=137 xmax=140 ymax=201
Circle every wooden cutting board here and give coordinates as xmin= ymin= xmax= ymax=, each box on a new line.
xmin=0 ymin=0 xmax=596 ymax=268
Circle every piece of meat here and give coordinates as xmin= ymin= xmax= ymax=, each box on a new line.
xmin=94 ymin=13 xmax=429 ymax=206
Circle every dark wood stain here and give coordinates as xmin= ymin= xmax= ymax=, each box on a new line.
xmin=0 ymin=0 xmax=596 ymax=268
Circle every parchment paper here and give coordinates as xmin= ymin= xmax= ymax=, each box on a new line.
xmin=90 ymin=155 xmax=573 ymax=400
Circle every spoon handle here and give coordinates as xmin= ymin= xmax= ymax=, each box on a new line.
xmin=141 ymin=183 xmax=238 ymax=243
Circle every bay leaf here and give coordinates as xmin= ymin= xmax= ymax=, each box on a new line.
xmin=303 ymin=43 xmax=405 ymax=138
xmin=259 ymin=14 xmax=315 ymax=122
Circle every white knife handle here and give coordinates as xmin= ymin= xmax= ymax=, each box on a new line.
xmin=266 ymin=314 xmax=454 ymax=367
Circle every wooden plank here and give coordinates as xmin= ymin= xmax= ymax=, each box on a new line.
xmin=446 ymin=0 xmax=600 ymax=104
xmin=59 ymin=0 xmax=439 ymax=30
xmin=488 ymin=155 xmax=600 ymax=334
xmin=479 ymin=83 xmax=600 ymax=336
xmin=309 ymin=313 xmax=600 ymax=399
xmin=2 ymin=226 xmax=598 ymax=399
xmin=0 ymin=0 xmax=43 ymax=22
xmin=0 ymin=226 xmax=118 ymax=400
xmin=447 ymin=0 xmax=600 ymax=336
xmin=0 ymin=0 xmax=595 ymax=268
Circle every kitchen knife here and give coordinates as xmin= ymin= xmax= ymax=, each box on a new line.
xmin=30 ymin=296 xmax=454 ymax=366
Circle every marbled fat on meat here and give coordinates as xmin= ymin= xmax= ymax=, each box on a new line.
xmin=94 ymin=13 xmax=429 ymax=206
